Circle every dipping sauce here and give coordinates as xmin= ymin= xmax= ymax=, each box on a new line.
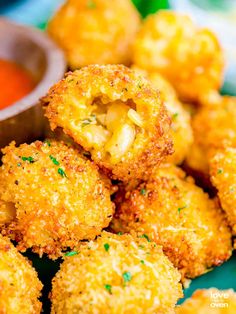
xmin=0 ymin=59 xmax=35 ymax=110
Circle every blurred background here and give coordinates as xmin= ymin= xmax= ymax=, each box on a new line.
xmin=0 ymin=0 xmax=235 ymax=94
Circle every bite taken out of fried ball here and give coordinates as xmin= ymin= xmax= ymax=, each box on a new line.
xmin=0 ymin=140 xmax=114 ymax=259
xmin=43 ymin=64 xmax=173 ymax=182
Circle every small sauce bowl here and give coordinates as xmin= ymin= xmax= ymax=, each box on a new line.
xmin=0 ymin=18 xmax=66 ymax=148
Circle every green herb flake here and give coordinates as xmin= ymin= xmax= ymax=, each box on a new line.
xmin=139 ymin=245 xmax=145 ymax=249
xmin=117 ymin=232 xmax=123 ymax=236
xmin=104 ymin=284 xmax=112 ymax=294
xmin=104 ymin=243 xmax=110 ymax=252
xmin=45 ymin=140 xmax=51 ymax=147
xmin=64 ymin=251 xmax=78 ymax=257
xmin=140 ymin=188 xmax=146 ymax=196
xmin=122 ymin=271 xmax=132 ymax=284
xmin=217 ymin=168 xmax=223 ymax=174
xmin=178 ymin=206 xmax=187 ymax=214
xmin=58 ymin=168 xmax=67 ymax=178
xmin=21 ymin=156 xmax=35 ymax=163
xmin=17 ymin=162 xmax=21 ymax=167
xmin=140 ymin=260 xmax=145 ymax=265
xmin=87 ymin=0 xmax=96 ymax=9
xmin=49 ymin=155 xmax=60 ymax=166
xmin=172 ymin=113 xmax=179 ymax=119
xmin=81 ymin=114 xmax=97 ymax=127
xmin=140 ymin=234 xmax=150 ymax=242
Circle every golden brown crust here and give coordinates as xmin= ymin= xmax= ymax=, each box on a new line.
xmin=131 ymin=67 xmax=193 ymax=165
xmin=111 ymin=164 xmax=232 ymax=280
xmin=0 ymin=235 xmax=42 ymax=313
xmin=43 ymin=64 xmax=173 ymax=181
xmin=132 ymin=11 xmax=224 ymax=102
xmin=186 ymin=93 xmax=236 ymax=178
xmin=51 ymin=231 xmax=183 ymax=314
xmin=176 ymin=288 xmax=236 ymax=313
xmin=47 ymin=0 xmax=141 ymax=69
xmin=210 ymin=148 xmax=236 ymax=237
xmin=0 ymin=140 xmax=114 ymax=259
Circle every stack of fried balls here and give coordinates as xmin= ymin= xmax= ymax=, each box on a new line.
xmin=1 ymin=0 xmax=236 ymax=313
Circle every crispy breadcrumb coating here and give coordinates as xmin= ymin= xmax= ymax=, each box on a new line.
xmin=186 ymin=92 xmax=236 ymax=177
xmin=111 ymin=164 xmax=232 ymax=280
xmin=176 ymin=288 xmax=236 ymax=313
xmin=0 ymin=235 xmax=42 ymax=313
xmin=48 ymin=0 xmax=140 ymax=69
xmin=51 ymin=231 xmax=183 ymax=314
xmin=0 ymin=140 xmax=114 ymax=259
xmin=131 ymin=67 xmax=193 ymax=165
xmin=210 ymin=148 xmax=236 ymax=237
xmin=132 ymin=11 xmax=224 ymax=102
xmin=43 ymin=64 xmax=173 ymax=181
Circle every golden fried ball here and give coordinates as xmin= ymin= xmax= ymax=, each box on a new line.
xmin=186 ymin=93 xmax=236 ymax=177
xmin=132 ymin=11 xmax=224 ymax=102
xmin=0 ymin=140 xmax=114 ymax=259
xmin=176 ymin=289 xmax=236 ymax=314
xmin=132 ymin=68 xmax=193 ymax=165
xmin=48 ymin=0 xmax=140 ymax=69
xmin=0 ymin=235 xmax=42 ymax=313
xmin=43 ymin=64 xmax=173 ymax=181
xmin=51 ymin=231 xmax=183 ymax=314
xmin=111 ymin=164 xmax=232 ymax=280
xmin=210 ymin=148 xmax=236 ymax=237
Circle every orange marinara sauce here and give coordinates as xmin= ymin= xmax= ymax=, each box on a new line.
xmin=0 ymin=59 xmax=35 ymax=110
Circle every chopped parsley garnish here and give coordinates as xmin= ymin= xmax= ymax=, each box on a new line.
xmin=49 ymin=155 xmax=60 ymax=166
xmin=87 ymin=0 xmax=96 ymax=9
xmin=140 ymin=234 xmax=150 ymax=242
xmin=104 ymin=243 xmax=110 ymax=252
xmin=178 ymin=206 xmax=187 ymax=214
xmin=140 ymin=188 xmax=146 ymax=196
xmin=64 ymin=251 xmax=78 ymax=257
xmin=58 ymin=168 xmax=67 ymax=178
xmin=21 ymin=156 xmax=35 ymax=163
xmin=17 ymin=162 xmax=21 ymax=167
xmin=217 ymin=168 xmax=223 ymax=174
xmin=81 ymin=114 xmax=96 ymax=127
xmin=104 ymin=284 xmax=112 ymax=294
xmin=117 ymin=232 xmax=123 ymax=235
xmin=122 ymin=271 xmax=132 ymax=283
xmin=45 ymin=140 xmax=51 ymax=147
xmin=140 ymin=260 xmax=145 ymax=265
xmin=172 ymin=113 xmax=179 ymax=119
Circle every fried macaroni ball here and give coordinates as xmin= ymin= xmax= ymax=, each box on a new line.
xmin=43 ymin=65 xmax=173 ymax=181
xmin=111 ymin=164 xmax=232 ymax=280
xmin=132 ymin=67 xmax=193 ymax=165
xmin=132 ymin=11 xmax=224 ymax=102
xmin=210 ymin=148 xmax=236 ymax=237
xmin=0 ymin=235 xmax=42 ymax=313
xmin=186 ymin=93 xmax=236 ymax=176
xmin=51 ymin=231 xmax=183 ymax=314
xmin=48 ymin=0 xmax=140 ymax=69
xmin=0 ymin=140 xmax=114 ymax=259
xmin=176 ymin=289 xmax=236 ymax=314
